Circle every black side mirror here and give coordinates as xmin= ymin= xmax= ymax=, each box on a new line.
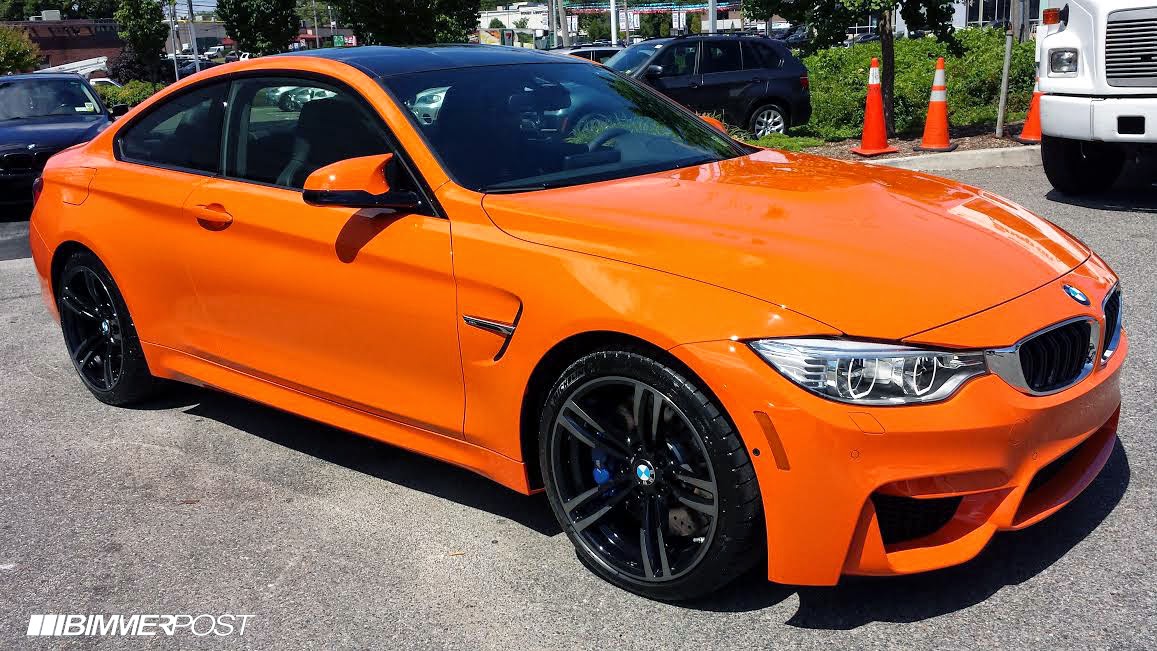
xmin=109 ymin=104 xmax=129 ymax=118
xmin=644 ymin=65 xmax=663 ymax=78
xmin=303 ymin=189 xmax=421 ymax=211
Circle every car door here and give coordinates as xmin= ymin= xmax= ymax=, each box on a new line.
xmin=90 ymin=81 xmax=229 ymax=351
xmin=697 ymin=39 xmax=762 ymax=125
xmin=180 ymin=75 xmax=465 ymax=438
xmin=640 ymin=40 xmax=702 ymax=110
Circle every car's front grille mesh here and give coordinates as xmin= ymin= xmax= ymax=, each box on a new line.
xmin=1103 ymin=288 xmax=1122 ymax=359
xmin=871 ymin=494 xmax=962 ymax=545
xmin=0 ymin=149 xmax=57 ymax=172
xmin=1018 ymin=321 xmax=1091 ymax=393
xmin=1106 ymin=8 xmax=1157 ymax=86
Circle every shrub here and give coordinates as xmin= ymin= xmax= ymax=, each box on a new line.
xmin=798 ymin=28 xmax=1036 ymax=140
xmin=94 ymin=80 xmax=165 ymax=108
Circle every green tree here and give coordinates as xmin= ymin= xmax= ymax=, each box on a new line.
xmin=580 ymin=12 xmax=609 ymax=41
xmin=217 ymin=0 xmax=299 ymax=54
xmin=487 ymin=17 xmax=504 ymax=28
xmin=638 ymin=12 xmax=671 ymax=38
xmin=331 ymin=0 xmax=478 ymax=44
xmin=687 ymin=11 xmax=701 ymax=34
xmin=113 ymin=0 xmax=169 ymax=80
xmin=513 ymin=16 xmax=528 ymax=28
xmin=0 ymin=25 xmax=39 ymax=73
xmin=75 ymin=0 xmax=119 ymax=18
xmin=742 ymin=0 xmax=957 ymax=134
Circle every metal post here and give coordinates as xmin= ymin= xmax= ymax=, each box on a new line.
xmin=167 ymin=0 xmax=179 ymax=79
xmin=708 ymin=0 xmax=717 ymax=33
xmin=610 ymin=0 xmax=618 ymax=45
xmin=996 ymin=27 xmax=1014 ymax=136
xmin=311 ymin=0 xmax=320 ymax=48
xmin=185 ymin=0 xmax=200 ymax=72
xmin=327 ymin=4 xmax=334 ymax=40
xmin=547 ymin=0 xmax=556 ymax=48
xmin=621 ymin=0 xmax=629 ymax=44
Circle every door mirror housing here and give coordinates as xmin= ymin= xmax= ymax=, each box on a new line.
xmin=109 ymin=104 xmax=130 ymax=118
xmin=302 ymin=153 xmax=421 ymax=211
xmin=698 ymin=114 xmax=726 ymax=132
xmin=643 ymin=64 xmax=663 ymax=78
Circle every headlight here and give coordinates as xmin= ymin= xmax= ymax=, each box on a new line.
xmin=1049 ymin=49 xmax=1079 ymax=74
xmin=749 ymin=339 xmax=988 ymax=405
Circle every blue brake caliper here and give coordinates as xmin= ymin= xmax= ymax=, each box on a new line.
xmin=592 ymin=447 xmax=613 ymax=485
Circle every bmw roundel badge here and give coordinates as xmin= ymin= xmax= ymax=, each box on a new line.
xmin=1063 ymin=284 xmax=1090 ymax=306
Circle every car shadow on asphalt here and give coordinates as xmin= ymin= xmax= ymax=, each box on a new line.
xmin=132 ymin=385 xmax=1130 ymax=627
xmin=131 ymin=384 xmax=563 ymax=537
xmin=688 ymin=439 xmax=1131 ymax=628
xmin=1044 ymin=157 xmax=1157 ymax=214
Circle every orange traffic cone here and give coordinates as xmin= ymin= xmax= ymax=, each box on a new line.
xmin=914 ymin=57 xmax=957 ymax=152
xmin=851 ymin=58 xmax=898 ymax=157
xmin=1016 ymin=77 xmax=1043 ymax=144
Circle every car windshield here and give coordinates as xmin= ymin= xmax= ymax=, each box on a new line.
xmin=382 ymin=62 xmax=744 ymax=193
xmin=605 ymin=42 xmax=665 ymax=74
xmin=0 ymin=78 xmax=102 ymax=121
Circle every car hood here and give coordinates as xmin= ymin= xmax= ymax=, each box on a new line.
xmin=0 ymin=116 xmax=108 ymax=152
xmin=481 ymin=149 xmax=1090 ymax=340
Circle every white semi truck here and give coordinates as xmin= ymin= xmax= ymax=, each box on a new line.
xmin=1037 ymin=0 xmax=1156 ymax=193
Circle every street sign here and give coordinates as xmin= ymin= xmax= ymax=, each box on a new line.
xmin=333 ymin=34 xmax=345 ymax=47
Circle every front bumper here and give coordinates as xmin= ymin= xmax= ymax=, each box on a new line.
xmin=670 ymin=263 xmax=1126 ymax=586
xmin=1041 ymin=95 xmax=1157 ymax=143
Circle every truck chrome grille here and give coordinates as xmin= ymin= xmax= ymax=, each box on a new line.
xmin=1106 ymin=7 xmax=1157 ymax=87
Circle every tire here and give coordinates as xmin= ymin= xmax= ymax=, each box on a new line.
xmin=538 ymin=349 xmax=763 ymax=601
xmin=1041 ymin=134 xmax=1125 ymax=195
xmin=57 ymin=250 xmax=157 ymax=406
xmin=748 ymin=103 xmax=788 ymax=138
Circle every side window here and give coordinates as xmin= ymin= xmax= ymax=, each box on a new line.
xmin=654 ymin=42 xmax=698 ymax=77
xmin=594 ymin=50 xmax=619 ymax=63
xmin=117 ymin=82 xmax=226 ymax=172
xmin=742 ymin=42 xmax=765 ymax=70
xmin=700 ymin=40 xmax=742 ymax=74
xmin=756 ymin=42 xmax=783 ymax=68
xmin=224 ymin=77 xmax=392 ymax=189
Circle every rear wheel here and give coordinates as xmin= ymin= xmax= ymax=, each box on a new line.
xmin=1041 ymin=134 xmax=1125 ymax=195
xmin=748 ymin=103 xmax=787 ymax=138
xmin=538 ymin=349 xmax=762 ymax=600
xmin=57 ymin=251 xmax=157 ymax=406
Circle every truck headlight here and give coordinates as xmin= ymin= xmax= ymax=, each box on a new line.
xmin=749 ymin=338 xmax=988 ymax=405
xmin=1049 ymin=49 xmax=1079 ymax=74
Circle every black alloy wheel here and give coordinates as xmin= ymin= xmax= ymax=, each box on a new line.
xmin=58 ymin=251 xmax=157 ymax=405
xmin=60 ymin=265 xmax=124 ymax=392
xmin=540 ymin=350 xmax=762 ymax=600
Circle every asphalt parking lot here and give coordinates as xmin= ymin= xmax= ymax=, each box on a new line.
xmin=0 ymin=161 xmax=1154 ymax=649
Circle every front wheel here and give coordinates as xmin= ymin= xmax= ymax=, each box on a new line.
xmin=1041 ymin=134 xmax=1125 ymax=195
xmin=538 ymin=349 xmax=763 ymax=600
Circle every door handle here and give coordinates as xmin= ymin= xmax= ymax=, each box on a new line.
xmin=191 ymin=203 xmax=233 ymax=227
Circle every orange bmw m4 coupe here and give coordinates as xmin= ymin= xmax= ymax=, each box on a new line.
xmin=29 ymin=46 xmax=1126 ymax=600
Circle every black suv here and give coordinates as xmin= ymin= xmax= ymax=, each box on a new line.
xmin=606 ymin=35 xmax=811 ymax=137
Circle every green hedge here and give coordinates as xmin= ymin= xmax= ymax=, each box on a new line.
xmin=94 ymin=80 xmax=166 ymax=108
xmin=799 ymin=28 xmax=1036 ymax=140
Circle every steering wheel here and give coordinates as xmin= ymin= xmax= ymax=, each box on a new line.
xmin=587 ymin=127 xmax=629 ymax=152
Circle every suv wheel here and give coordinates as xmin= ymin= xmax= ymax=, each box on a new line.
xmin=749 ymin=104 xmax=787 ymax=138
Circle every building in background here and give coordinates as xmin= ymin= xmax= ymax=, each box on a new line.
xmin=1 ymin=14 xmax=123 ymax=68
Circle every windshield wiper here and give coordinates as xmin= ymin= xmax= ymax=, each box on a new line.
xmin=485 ymin=182 xmax=566 ymax=194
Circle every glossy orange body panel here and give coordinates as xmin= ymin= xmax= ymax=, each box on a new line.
xmin=30 ymin=55 xmax=1125 ymax=586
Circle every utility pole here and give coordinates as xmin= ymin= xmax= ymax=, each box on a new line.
xmin=185 ymin=0 xmax=200 ymax=71
xmin=556 ymin=0 xmax=571 ymax=45
xmin=610 ymin=0 xmax=618 ymax=45
xmin=621 ymin=0 xmax=629 ymax=44
xmin=311 ymin=0 xmax=320 ymax=48
xmin=708 ymin=0 xmax=717 ymax=33
xmin=328 ymin=4 xmax=334 ymax=40
xmin=167 ymin=0 xmax=179 ymax=79
xmin=547 ymin=0 xmax=556 ymax=48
